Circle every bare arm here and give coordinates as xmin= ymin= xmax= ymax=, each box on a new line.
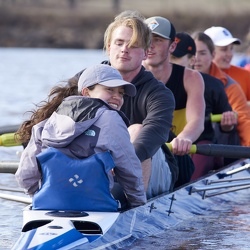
xmin=171 ymin=69 xmax=205 ymax=155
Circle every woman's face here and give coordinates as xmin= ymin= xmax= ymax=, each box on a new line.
xmin=213 ymin=44 xmax=234 ymax=69
xmin=82 ymin=84 xmax=125 ymax=110
xmin=194 ymin=39 xmax=214 ymax=74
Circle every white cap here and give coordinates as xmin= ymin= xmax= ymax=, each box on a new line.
xmin=78 ymin=64 xmax=136 ymax=97
xmin=204 ymin=26 xmax=241 ymax=46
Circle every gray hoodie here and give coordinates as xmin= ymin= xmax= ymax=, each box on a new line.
xmin=15 ymin=96 xmax=146 ymax=207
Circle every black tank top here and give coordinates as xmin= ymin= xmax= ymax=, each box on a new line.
xmin=165 ymin=64 xmax=187 ymax=135
xmin=166 ymin=64 xmax=187 ymax=110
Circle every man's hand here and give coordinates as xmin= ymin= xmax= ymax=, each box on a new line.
xmin=170 ymin=137 xmax=192 ymax=155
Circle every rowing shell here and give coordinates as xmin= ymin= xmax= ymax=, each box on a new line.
xmin=12 ymin=209 xmax=119 ymax=250
xmin=11 ymin=158 xmax=250 ymax=249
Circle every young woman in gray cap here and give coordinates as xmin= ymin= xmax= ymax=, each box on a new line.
xmin=15 ymin=64 xmax=146 ymax=211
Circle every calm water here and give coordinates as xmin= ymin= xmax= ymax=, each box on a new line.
xmin=0 ymin=48 xmax=249 ymax=250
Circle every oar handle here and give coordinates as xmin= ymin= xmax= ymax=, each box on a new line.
xmin=0 ymin=133 xmax=22 ymax=147
xmin=210 ymin=114 xmax=222 ymax=122
xmin=206 ymin=113 xmax=238 ymax=123
xmin=166 ymin=143 xmax=197 ymax=154
xmin=204 ymin=114 xmax=222 ymax=123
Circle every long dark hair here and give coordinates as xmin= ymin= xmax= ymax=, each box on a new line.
xmin=16 ymin=76 xmax=79 ymax=144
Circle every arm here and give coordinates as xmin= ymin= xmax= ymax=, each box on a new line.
xmin=133 ymin=82 xmax=175 ymax=162
xmin=209 ymin=77 xmax=237 ymax=132
xmin=171 ymin=69 xmax=205 ymax=155
xmin=102 ymin=111 xmax=146 ymax=207
xmin=226 ymin=83 xmax=250 ymax=146
xmin=15 ymin=121 xmax=46 ymax=195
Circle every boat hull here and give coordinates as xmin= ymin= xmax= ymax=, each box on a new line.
xmin=12 ymin=210 xmax=119 ymax=249
xmin=12 ymin=158 xmax=250 ymax=249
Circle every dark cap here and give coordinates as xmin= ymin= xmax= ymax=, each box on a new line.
xmin=172 ymin=32 xmax=196 ymax=58
xmin=145 ymin=16 xmax=176 ymax=41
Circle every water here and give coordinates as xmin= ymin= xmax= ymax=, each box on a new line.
xmin=129 ymin=192 xmax=250 ymax=250
xmin=0 ymin=48 xmax=249 ymax=250
xmin=0 ymin=47 xmax=108 ymax=126
xmin=0 ymin=48 xmax=107 ymax=249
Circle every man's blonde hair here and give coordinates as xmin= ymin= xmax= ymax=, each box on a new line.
xmin=104 ymin=10 xmax=151 ymax=51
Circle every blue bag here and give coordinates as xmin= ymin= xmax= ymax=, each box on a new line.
xmin=32 ymin=147 xmax=119 ymax=212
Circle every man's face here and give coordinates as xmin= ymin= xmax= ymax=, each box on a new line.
xmin=143 ymin=34 xmax=172 ymax=67
xmin=107 ymin=25 xmax=147 ymax=79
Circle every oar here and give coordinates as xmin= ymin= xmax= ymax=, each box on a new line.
xmin=0 ymin=192 xmax=31 ymax=204
xmin=166 ymin=143 xmax=250 ymax=158
xmin=0 ymin=186 xmax=24 ymax=193
xmin=0 ymin=124 xmax=20 ymax=135
xmin=0 ymin=161 xmax=19 ymax=174
xmin=216 ymin=163 xmax=250 ymax=179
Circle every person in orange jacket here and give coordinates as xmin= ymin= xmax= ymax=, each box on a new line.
xmin=204 ymin=26 xmax=250 ymax=106
xmin=193 ymin=31 xmax=250 ymax=147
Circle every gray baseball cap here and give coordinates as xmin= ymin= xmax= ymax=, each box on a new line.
xmin=145 ymin=16 xmax=176 ymax=41
xmin=78 ymin=64 xmax=136 ymax=97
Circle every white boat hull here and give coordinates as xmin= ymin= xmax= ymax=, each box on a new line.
xmin=12 ymin=209 xmax=119 ymax=249
xmin=12 ymin=159 xmax=250 ymax=250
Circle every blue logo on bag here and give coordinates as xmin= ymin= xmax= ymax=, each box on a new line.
xmin=69 ymin=174 xmax=83 ymax=187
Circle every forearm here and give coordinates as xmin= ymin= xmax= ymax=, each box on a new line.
xmin=171 ymin=120 xmax=204 ymax=155
xmin=177 ymin=119 xmax=204 ymax=143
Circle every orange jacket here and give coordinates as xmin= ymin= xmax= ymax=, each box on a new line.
xmin=210 ymin=62 xmax=250 ymax=146
xmin=223 ymin=65 xmax=250 ymax=101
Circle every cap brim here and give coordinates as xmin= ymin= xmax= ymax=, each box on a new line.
xmin=100 ymin=79 xmax=136 ymax=97
xmin=151 ymin=31 xmax=171 ymax=40
xmin=214 ymin=38 xmax=241 ymax=46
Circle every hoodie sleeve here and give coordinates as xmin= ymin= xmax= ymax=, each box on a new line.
xmin=15 ymin=120 xmax=46 ymax=195
xmin=134 ymin=81 xmax=175 ymax=162
xmin=97 ymin=110 xmax=146 ymax=207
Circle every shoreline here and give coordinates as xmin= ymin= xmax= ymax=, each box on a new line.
xmin=0 ymin=1 xmax=249 ymax=51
